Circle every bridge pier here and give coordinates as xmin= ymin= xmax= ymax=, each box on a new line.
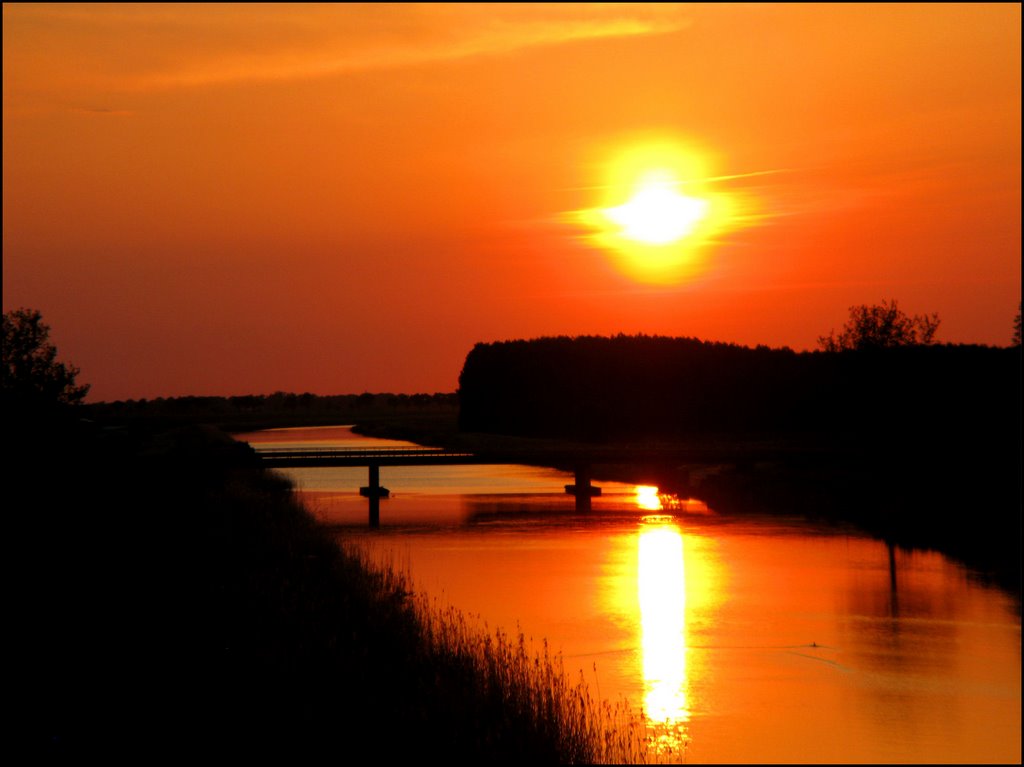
xmin=360 ymin=463 xmax=389 ymax=527
xmin=565 ymin=464 xmax=601 ymax=512
xmin=368 ymin=493 xmax=380 ymax=528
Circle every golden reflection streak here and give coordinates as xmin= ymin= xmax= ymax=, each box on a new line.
xmin=637 ymin=522 xmax=689 ymax=728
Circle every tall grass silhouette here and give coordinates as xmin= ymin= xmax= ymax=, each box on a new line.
xmin=342 ymin=542 xmax=684 ymax=763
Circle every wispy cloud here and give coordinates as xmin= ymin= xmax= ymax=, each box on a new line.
xmin=4 ymin=3 xmax=692 ymax=96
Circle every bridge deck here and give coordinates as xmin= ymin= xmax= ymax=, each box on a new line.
xmin=254 ymin=442 xmax=810 ymax=469
xmin=255 ymin=447 xmax=487 ymax=467
xmin=251 ymin=443 xmax=807 ymax=526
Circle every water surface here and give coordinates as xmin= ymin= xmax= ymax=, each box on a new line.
xmin=238 ymin=425 xmax=1021 ymax=763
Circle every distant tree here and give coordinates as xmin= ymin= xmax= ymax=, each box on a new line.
xmin=818 ymin=300 xmax=940 ymax=352
xmin=1013 ymin=302 xmax=1021 ymax=347
xmin=2 ymin=308 xmax=90 ymax=406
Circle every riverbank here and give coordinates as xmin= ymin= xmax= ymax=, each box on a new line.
xmin=16 ymin=413 xmax=650 ymax=761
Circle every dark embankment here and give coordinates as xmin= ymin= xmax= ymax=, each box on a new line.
xmin=458 ymin=335 xmax=1021 ymax=593
xmin=14 ymin=407 xmax=624 ymax=761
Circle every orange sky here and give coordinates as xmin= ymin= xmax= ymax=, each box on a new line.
xmin=3 ymin=3 xmax=1020 ymax=401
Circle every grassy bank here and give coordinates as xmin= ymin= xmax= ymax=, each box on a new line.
xmin=17 ymin=412 xmax=659 ymax=762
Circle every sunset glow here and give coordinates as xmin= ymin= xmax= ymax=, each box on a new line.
xmin=8 ymin=4 xmax=1020 ymax=756
xmin=2 ymin=4 xmax=1019 ymax=400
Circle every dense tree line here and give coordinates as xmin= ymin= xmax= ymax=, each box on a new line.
xmin=86 ymin=391 xmax=458 ymax=429
xmin=458 ymin=334 xmax=1019 ymax=451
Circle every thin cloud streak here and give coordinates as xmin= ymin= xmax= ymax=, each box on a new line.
xmin=137 ymin=19 xmax=688 ymax=91
xmin=6 ymin=4 xmax=693 ymax=96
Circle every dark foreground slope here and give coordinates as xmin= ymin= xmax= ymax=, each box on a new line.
xmin=14 ymin=410 xmax=619 ymax=762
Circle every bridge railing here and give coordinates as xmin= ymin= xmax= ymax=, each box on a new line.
xmin=255 ymin=447 xmax=476 ymax=458
xmin=254 ymin=447 xmax=484 ymax=467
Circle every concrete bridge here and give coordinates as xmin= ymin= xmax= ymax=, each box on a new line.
xmin=256 ymin=446 xmax=605 ymax=525
xmin=256 ymin=441 xmax=814 ymax=526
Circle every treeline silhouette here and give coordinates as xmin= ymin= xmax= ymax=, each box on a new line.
xmin=86 ymin=391 xmax=457 ymax=431
xmin=458 ymin=334 xmax=1021 ymax=587
xmin=458 ymin=334 xmax=1019 ymax=447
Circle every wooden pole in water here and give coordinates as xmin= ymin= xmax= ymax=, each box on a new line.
xmin=368 ymin=464 xmax=380 ymax=527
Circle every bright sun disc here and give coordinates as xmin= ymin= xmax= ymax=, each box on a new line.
xmin=604 ymin=172 xmax=709 ymax=245
xmin=572 ymin=139 xmax=746 ymax=285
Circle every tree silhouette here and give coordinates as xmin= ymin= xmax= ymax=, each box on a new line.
xmin=817 ymin=300 xmax=940 ymax=352
xmin=1013 ymin=302 xmax=1021 ymax=347
xmin=2 ymin=308 xmax=90 ymax=407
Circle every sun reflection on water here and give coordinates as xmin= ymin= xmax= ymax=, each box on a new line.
xmin=635 ymin=485 xmax=663 ymax=511
xmin=638 ymin=520 xmax=690 ymax=752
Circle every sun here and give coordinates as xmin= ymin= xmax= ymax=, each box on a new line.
xmin=603 ymin=170 xmax=709 ymax=246
xmin=572 ymin=139 xmax=743 ymax=284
